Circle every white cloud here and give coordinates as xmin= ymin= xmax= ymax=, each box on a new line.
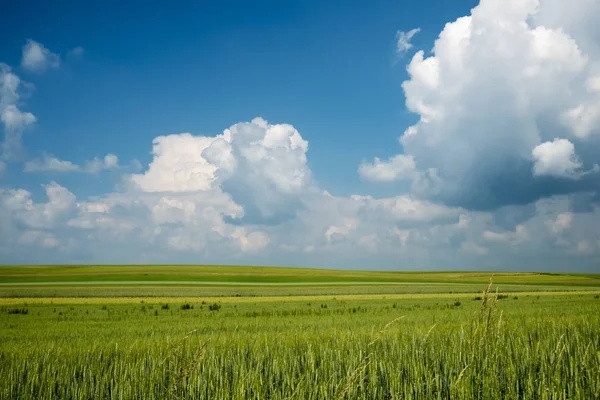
xmin=366 ymin=0 xmax=600 ymax=210
xmin=396 ymin=28 xmax=420 ymax=55
xmin=83 ymin=154 xmax=120 ymax=173
xmin=21 ymin=40 xmax=60 ymax=72
xmin=1 ymin=92 xmax=599 ymax=270
xmin=24 ymin=154 xmax=120 ymax=173
xmin=231 ymin=228 xmax=270 ymax=252
xmin=131 ymin=134 xmax=218 ymax=192
xmin=1 ymin=104 xmax=36 ymax=131
xmin=0 ymin=64 xmax=36 ymax=160
xmin=24 ymin=155 xmax=80 ymax=173
xmin=78 ymin=202 xmax=109 ymax=213
xmin=358 ymin=154 xmax=416 ymax=182
xmin=356 ymin=194 xmax=459 ymax=224
xmin=0 ymin=182 xmax=76 ymax=230
xmin=131 ymin=117 xmax=310 ymax=223
xmin=532 ymin=138 xmax=582 ymax=179
xmin=325 ymin=219 xmax=357 ymax=243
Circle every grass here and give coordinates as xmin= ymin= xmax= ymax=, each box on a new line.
xmin=1 ymin=283 xmax=599 ymax=399
xmin=2 ymin=265 xmax=600 ymax=286
xmin=3 ymin=283 xmax=598 ymax=299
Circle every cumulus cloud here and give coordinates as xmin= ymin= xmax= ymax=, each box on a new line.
xmin=24 ymin=155 xmax=79 ymax=173
xmin=24 ymin=154 xmax=120 ymax=173
xmin=83 ymin=154 xmax=120 ymax=173
xmin=131 ymin=134 xmax=218 ymax=192
xmin=396 ymin=28 xmax=420 ymax=55
xmin=231 ymin=228 xmax=270 ymax=252
xmin=0 ymin=182 xmax=76 ymax=230
xmin=0 ymin=64 xmax=36 ymax=160
xmin=132 ymin=117 xmax=310 ymax=224
xmin=352 ymin=194 xmax=460 ymax=225
xmin=2 ymin=153 xmax=600 ymax=269
xmin=325 ymin=219 xmax=357 ymax=243
xmin=366 ymin=0 xmax=600 ymax=210
xmin=532 ymin=138 xmax=583 ymax=178
xmin=21 ymin=40 xmax=60 ymax=72
xmin=358 ymin=154 xmax=416 ymax=182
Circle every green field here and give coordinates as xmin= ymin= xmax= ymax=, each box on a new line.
xmin=2 ymin=265 xmax=600 ymax=286
xmin=1 ymin=266 xmax=600 ymax=399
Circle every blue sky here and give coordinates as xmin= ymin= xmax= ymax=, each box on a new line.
xmin=1 ymin=0 xmax=600 ymax=271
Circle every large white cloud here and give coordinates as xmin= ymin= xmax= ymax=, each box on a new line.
xmin=2 ymin=161 xmax=600 ymax=269
xmin=131 ymin=117 xmax=310 ymax=223
xmin=365 ymin=0 xmax=600 ymax=210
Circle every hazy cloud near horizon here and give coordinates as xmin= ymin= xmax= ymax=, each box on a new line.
xmin=1 ymin=0 xmax=600 ymax=271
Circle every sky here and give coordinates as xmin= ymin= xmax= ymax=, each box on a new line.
xmin=1 ymin=0 xmax=600 ymax=271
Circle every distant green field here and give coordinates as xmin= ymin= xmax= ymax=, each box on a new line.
xmin=2 ymin=265 xmax=600 ymax=286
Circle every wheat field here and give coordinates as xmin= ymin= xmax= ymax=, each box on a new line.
xmin=1 ymin=283 xmax=599 ymax=399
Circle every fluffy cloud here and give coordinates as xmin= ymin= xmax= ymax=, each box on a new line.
xmin=24 ymin=154 xmax=120 ymax=173
xmin=231 ymin=228 xmax=270 ymax=252
xmin=24 ymin=155 xmax=79 ymax=173
xmin=2 ymin=155 xmax=600 ymax=269
xmin=396 ymin=28 xmax=420 ymax=55
xmin=132 ymin=117 xmax=310 ymax=223
xmin=0 ymin=182 xmax=76 ymax=231
xmin=325 ymin=219 xmax=357 ymax=243
xmin=532 ymin=139 xmax=583 ymax=178
xmin=2 ymin=1 xmax=600 ymax=270
xmin=21 ymin=40 xmax=60 ymax=72
xmin=0 ymin=64 xmax=36 ymax=160
xmin=131 ymin=134 xmax=219 ymax=192
xmin=367 ymin=0 xmax=600 ymax=210
xmin=358 ymin=154 xmax=416 ymax=182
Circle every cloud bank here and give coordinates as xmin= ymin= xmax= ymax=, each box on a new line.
xmin=367 ymin=0 xmax=600 ymax=211
xmin=1 ymin=4 xmax=600 ymax=270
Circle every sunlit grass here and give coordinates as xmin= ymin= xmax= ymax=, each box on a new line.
xmin=1 ymin=287 xmax=599 ymax=399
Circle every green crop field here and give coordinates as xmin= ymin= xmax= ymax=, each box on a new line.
xmin=1 ymin=266 xmax=600 ymax=399
xmin=2 ymin=265 xmax=600 ymax=286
